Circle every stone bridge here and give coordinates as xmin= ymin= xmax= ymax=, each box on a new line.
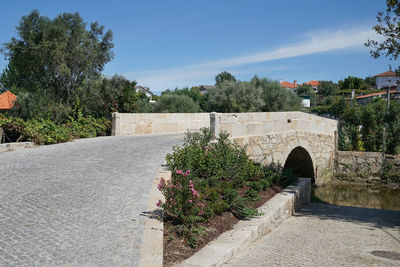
xmin=112 ymin=112 xmax=338 ymax=185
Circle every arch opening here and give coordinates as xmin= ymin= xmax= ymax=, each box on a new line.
xmin=283 ymin=146 xmax=314 ymax=182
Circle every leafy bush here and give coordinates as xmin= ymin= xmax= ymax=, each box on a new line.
xmin=157 ymin=170 xmax=205 ymax=224
xmin=336 ymin=99 xmax=400 ymax=154
xmin=207 ymin=80 xmax=264 ymax=112
xmin=152 ymin=93 xmax=201 ymax=113
xmin=0 ymin=114 xmax=111 ymax=145
xmin=160 ymin=128 xmax=298 ymax=247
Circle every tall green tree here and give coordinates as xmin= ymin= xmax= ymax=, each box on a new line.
xmin=250 ymin=76 xmax=302 ymax=111
xmin=153 ymin=94 xmax=201 ymax=113
xmin=77 ymin=75 xmax=139 ymax=118
xmin=208 ymin=80 xmax=264 ymax=112
xmin=364 ymin=76 xmax=376 ymax=88
xmin=1 ymin=10 xmax=114 ymax=105
xmin=338 ymin=76 xmax=367 ymax=90
xmin=318 ymin=81 xmax=339 ymax=96
xmin=215 ymin=71 xmax=236 ymax=86
xmin=365 ymin=0 xmax=400 ymax=64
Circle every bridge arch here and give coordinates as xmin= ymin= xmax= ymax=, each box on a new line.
xmin=283 ymin=146 xmax=315 ymax=181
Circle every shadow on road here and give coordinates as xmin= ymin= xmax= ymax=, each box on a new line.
xmin=140 ymin=208 xmax=163 ymax=222
xmin=295 ymin=203 xmax=400 ymax=232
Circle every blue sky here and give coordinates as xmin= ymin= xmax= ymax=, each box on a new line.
xmin=0 ymin=0 xmax=395 ymax=93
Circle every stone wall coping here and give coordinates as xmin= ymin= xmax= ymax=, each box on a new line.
xmin=139 ymin=165 xmax=170 ymax=267
xmin=227 ymin=130 xmax=335 ymax=139
xmin=336 ymin=151 xmax=383 ymax=157
xmin=213 ymin=111 xmax=338 ymax=123
xmin=0 ymin=142 xmax=35 ymax=153
xmin=175 ymin=178 xmax=311 ymax=267
xmin=337 ymin=150 xmax=399 ymax=159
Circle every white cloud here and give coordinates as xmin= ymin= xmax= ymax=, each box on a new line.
xmin=125 ymin=27 xmax=380 ymax=91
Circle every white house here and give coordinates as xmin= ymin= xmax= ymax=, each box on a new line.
xmin=375 ymin=70 xmax=399 ymax=89
xmin=135 ymin=86 xmax=153 ymax=98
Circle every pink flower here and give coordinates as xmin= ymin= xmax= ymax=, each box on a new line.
xmin=157 ymin=178 xmax=165 ymax=190
xmin=176 ymin=170 xmax=183 ymax=175
xmin=156 ymin=200 xmax=162 ymax=207
xmin=188 ymin=200 xmax=193 ymax=203
xmin=185 ymin=170 xmax=191 ymax=176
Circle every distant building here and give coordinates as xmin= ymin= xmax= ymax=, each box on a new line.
xmin=356 ymin=89 xmax=400 ymax=105
xmin=0 ymin=91 xmax=17 ymax=111
xmin=304 ymin=80 xmax=319 ymax=93
xmin=375 ymin=70 xmax=399 ymax=89
xmin=198 ymin=85 xmax=216 ymax=94
xmin=280 ymin=80 xmax=298 ymax=93
xmin=135 ymin=86 xmax=153 ymax=98
xmin=300 ymin=96 xmax=311 ymax=108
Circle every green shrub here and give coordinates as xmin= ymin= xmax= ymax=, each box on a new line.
xmin=160 ymin=128 xmax=300 ymax=247
xmin=164 ymin=128 xmax=298 ymax=219
xmin=0 ymin=114 xmax=111 ymax=145
xmin=157 ymin=170 xmax=205 ymax=224
xmin=152 ymin=93 xmax=201 ymax=113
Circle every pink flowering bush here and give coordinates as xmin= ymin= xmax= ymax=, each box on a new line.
xmin=157 ymin=170 xmax=206 ymax=224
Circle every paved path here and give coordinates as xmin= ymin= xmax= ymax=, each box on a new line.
xmin=0 ymin=135 xmax=183 ymax=266
xmin=224 ymin=203 xmax=400 ymax=266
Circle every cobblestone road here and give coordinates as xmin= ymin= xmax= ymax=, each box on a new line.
xmin=224 ymin=203 xmax=400 ymax=267
xmin=0 ymin=135 xmax=183 ymax=266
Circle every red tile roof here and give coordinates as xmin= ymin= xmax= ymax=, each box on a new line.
xmin=375 ymin=71 xmax=397 ymax=77
xmin=0 ymin=91 xmax=17 ymax=110
xmin=356 ymin=89 xmax=397 ymax=99
xmin=304 ymin=80 xmax=319 ymax=87
xmin=280 ymin=81 xmax=297 ymax=88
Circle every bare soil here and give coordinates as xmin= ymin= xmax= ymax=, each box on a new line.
xmin=163 ymin=184 xmax=283 ymax=266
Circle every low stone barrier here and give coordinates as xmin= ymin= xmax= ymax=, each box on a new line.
xmin=335 ymin=151 xmax=400 ymax=184
xmin=139 ymin=165 xmax=170 ymax=267
xmin=111 ymin=112 xmax=210 ymax=136
xmin=210 ymin=112 xmax=337 ymax=138
xmin=176 ymin=178 xmax=311 ymax=267
xmin=0 ymin=142 xmax=35 ymax=153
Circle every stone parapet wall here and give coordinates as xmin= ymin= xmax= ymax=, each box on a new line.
xmin=211 ymin=112 xmax=338 ymax=138
xmin=111 ymin=112 xmax=210 ymax=136
xmin=335 ymin=151 xmax=400 ymax=184
xmin=112 ymin=111 xmax=339 ymax=184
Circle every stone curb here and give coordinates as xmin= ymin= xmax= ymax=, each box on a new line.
xmin=139 ymin=165 xmax=171 ymax=267
xmin=0 ymin=142 xmax=35 ymax=153
xmin=175 ymin=178 xmax=311 ymax=267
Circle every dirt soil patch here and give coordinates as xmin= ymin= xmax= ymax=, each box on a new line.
xmin=163 ymin=184 xmax=283 ymax=266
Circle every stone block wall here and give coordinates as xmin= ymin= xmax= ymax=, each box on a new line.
xmin=335 ymin=151 xmax=400 ymax=184
xmin=111 ymin=112 xmax=210 ymax=136
xmin=112 ymin=111 xmax=340 ymax=184
xmin=210 ymin=112 xmax=338 ymax=138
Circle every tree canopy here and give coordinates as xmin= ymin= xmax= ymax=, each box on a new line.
xmin=207 ymin=76 xmax=302 ymax=113
xmin=1 ymin=10 xmax=114 ymax=104
xmin=214 ymin=71 xmax=236 ymax=85
xmin=365 ymin=0 xmax=400 ymax=66
xmin=338 ymin=76 xmax=368 ymax=90
xmin=152 ymin=93 xmax=201 ymax=113
xmin=318 ymin=81 xmax=339 ymax=96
